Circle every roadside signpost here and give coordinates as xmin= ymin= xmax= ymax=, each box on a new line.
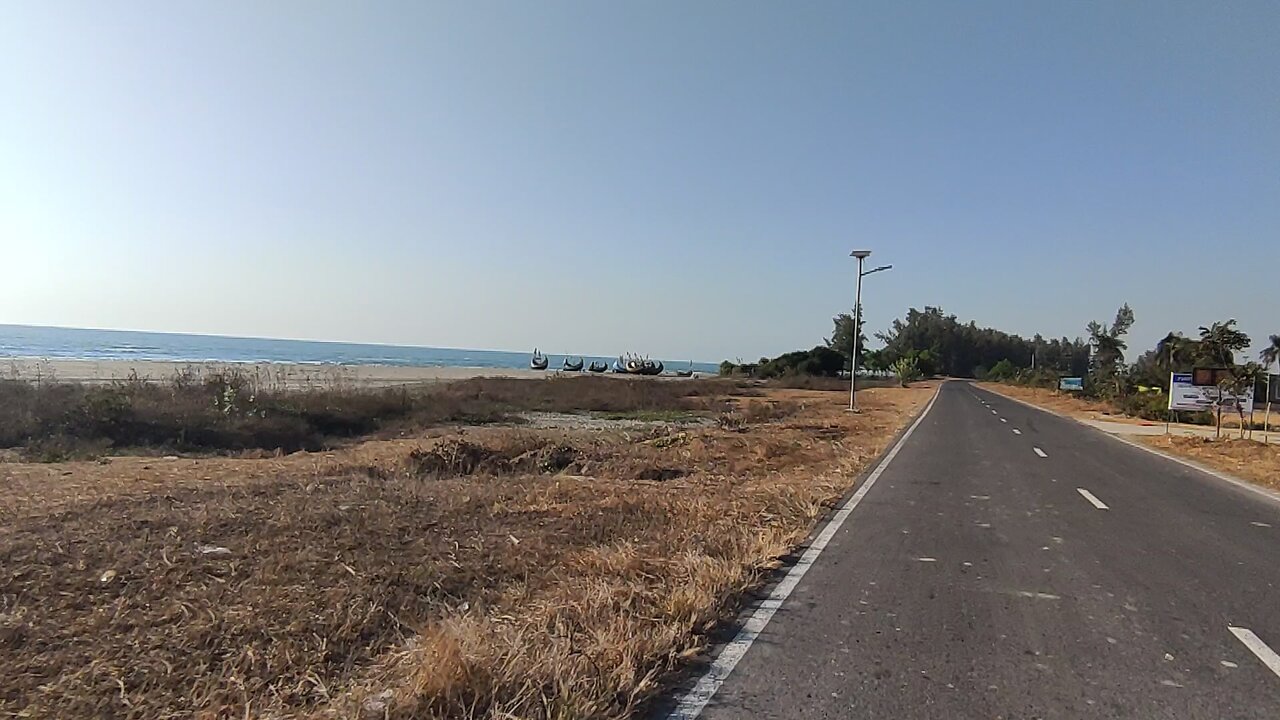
xmin=1058 ymin=377 xmax=1084 ymax=392
xmin=1169 ymin=372 xmax=1255 ymax=438
xmin=1168 ymin=372 xmax=1254 ymax=413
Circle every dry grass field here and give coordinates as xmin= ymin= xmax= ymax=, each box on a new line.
xmin=0 ymin=376 xmax=934 ymax=719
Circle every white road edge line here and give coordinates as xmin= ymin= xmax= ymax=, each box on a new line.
xmin=1076 ymin=487 xmax=1109 ymax=510
xmin=1228 ymin=627 xmax=1280 ymax=680
xmin=665 ymin=385 xmax=943 ymax=719
xmin=1106 ymin=433 xmax=1280 ymax=507
xmin=1012 ymin=429 xmax=1022 ymax=435
xmin=1033 ymin=447 xmax=1048 ymax=458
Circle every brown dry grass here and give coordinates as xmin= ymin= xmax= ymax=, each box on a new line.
xmin=0 ymin=375 xmax=741 ymax=460
xmin=975 ymin=383 xmax=1117 ymax=421
xmin=1135 ymin=435 xmax=1280 ymax=492
xmin=0 ymin=383 xmax=935 ymax=719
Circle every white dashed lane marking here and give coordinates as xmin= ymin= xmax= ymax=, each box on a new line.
xmin=1076 ymin=488 xmax=1109 ymax=510
xmin=1228 ymin=627 xmax=1280 ymax=680
xmin=1012 ymin=429 xmax=1022 ymax=435
xmin=1033 ymin=447 xmax=1048 ymax=458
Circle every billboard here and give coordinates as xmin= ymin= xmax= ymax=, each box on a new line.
xmin=1192 ymin=368 xmax=1231 ymax=387
xmin=1058 ymin=377 xmax=1084 ymax=392
xmin=1169 ymin=372 xmax=1254 ymax=413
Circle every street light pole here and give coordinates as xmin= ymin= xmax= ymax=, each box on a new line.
xmin=849 ymin=253 xmax=866 ymax=411
xmin=848 ymin=251 xmax=892 ymax=412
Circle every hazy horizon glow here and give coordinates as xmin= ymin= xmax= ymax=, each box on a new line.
xmin=2 ymin=2 xmax=1276 ymax=362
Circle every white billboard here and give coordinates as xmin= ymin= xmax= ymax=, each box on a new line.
xmin=1168 ymin=372 xmax=1254 ymax=414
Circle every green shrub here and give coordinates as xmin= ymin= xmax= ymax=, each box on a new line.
xmin=892 ymin=357 xmax=921 ymax=386
xmin=987 ymin=359 xmax=1016 ymax=381
xmin=0 ymin=375 xmax=734 ymax=459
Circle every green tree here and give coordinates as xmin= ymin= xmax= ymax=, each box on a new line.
xmin=1217 ymin=362 xmax=1264 ymax=438
xmin=987 ymin=359 xmax=1017 ymax=381
xmin=1155 ymin=331 xmax=1198 ymax=372
xmin=863 ymin=348 xmax=889 ymax=373
xmin=1260 ymin=333 xmax=1280 ymax=372
xmin=826 ymin=306 xmax=869 ymax=370
xmin=1086 ymin=303 xmax=1135 ymax=397
xmin=874 ymin=306 xmax=1057 ymax=378
xmin=1196 ymin=320 xmax=1250 ymax=367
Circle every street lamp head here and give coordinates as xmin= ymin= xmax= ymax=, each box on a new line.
xmin=850 ymin=250 xmax=872 ymax=259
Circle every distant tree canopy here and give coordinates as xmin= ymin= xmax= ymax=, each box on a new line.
xmin=873 ymin=306 xmax=1090 ymax=379
xmin=721 ymin=303 xmax=1273 ymax=411
xmin=720 ymin=346 xmax=845 ymax=379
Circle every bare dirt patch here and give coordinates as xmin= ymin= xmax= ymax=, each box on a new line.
xmin=0 ymin=382 xmax=934 ymax=719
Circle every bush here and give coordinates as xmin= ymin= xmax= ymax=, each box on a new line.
xmin=987 ymin=359 xmax=1017 ymax=381
xmin=752 ymin=346 xmax=846 ymax=379
xmin=1114 ymin=391 xmax=1170 ymax=421
xmin=0 ymin=375 xmax=735 ymax=459
xmin=892 ymin=357 xmax=921 ymax=386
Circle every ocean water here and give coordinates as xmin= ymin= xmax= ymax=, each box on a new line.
xmin=0 ymin=325 xmax=719 ymax=374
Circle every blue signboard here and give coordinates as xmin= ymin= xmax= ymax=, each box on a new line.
xmin=1058 ymin=377 xmax=1084 ymax=391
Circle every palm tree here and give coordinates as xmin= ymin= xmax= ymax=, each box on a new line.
xmin=1261 ymin=334 xmax=1280 ymax=371
xmin=1155 ymin=331 xmax=1197 ymax=373
xmin=1196 ymin=320 xmax=1250 ymax=367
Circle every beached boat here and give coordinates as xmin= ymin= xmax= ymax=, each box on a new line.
xmin=675 ymin=361 xmax=694 ymax=377
xmin=614 ymin=354 xmax=664 ymax=376
xmin=587 ymin=361 xmax=608 ymax=373
xmin=562 ymin=357 xmax=584 ymax=372
xmin=530 ymin=349 xmax=548 ymax=370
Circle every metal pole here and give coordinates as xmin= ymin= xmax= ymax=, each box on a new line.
xmin=849 ymin=256 xmax=864 ymax=411
xmin=1265 ymin=375 xmax=1272 ymax=445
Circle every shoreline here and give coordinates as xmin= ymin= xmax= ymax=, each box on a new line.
xmin=1 ymin=358 xmax=569 ymax=386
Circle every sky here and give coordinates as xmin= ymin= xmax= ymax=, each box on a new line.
xmin=1 ymin=1 xmax=1277 ymax=363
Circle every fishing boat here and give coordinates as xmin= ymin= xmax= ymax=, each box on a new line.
xmin=587 ymin=361 xmax=608 ymax=373
xmin=615 ymin=354 xmax=665 ymax=376
xmin=675 ymin=361 xmax=694 ymax=378
xmin=562 ymin=357 xmax=584 ymax=372
xmin=530 ymin=349 xmax=548 ymax=370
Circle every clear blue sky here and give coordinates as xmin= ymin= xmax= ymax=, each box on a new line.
xmin=2 ymin=1 xmax=1276 ymax=362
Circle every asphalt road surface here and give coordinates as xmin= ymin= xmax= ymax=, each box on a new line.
xmin=671 ymin=381 xmax=1280 ymax=719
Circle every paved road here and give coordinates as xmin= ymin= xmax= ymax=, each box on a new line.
xmin=674 ymin=381 xmax=1280 ymax=719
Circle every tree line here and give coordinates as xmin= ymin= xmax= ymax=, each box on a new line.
xmin=721 ymin=303 xmax=1280 ymax=416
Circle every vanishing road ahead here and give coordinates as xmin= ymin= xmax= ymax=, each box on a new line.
xmin=669 ymin=381 xmax=1280 ymax=719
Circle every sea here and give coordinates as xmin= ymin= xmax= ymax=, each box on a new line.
xmin=0 ymin=324 xmax=720 ymax=374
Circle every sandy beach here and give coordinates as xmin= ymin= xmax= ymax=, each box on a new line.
xmin=1 ymin=358 xmax=558 ymax=387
